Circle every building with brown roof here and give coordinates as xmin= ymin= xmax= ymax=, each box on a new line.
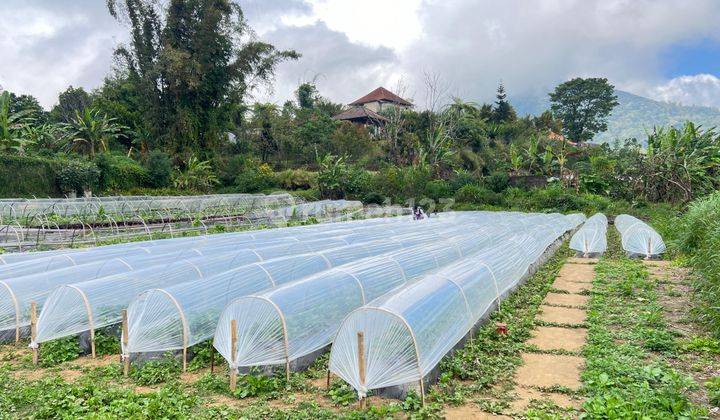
xmin=333 ymin=87 xmax=413 ymax=127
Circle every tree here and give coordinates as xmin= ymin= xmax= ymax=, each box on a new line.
xmin=0 ymin=91 xmax=34 ymax=153
xmin=492 ymin=83 xmax=517 ymax=124
xmin=50 ymin=86 xmax=93 ymax=123
xmin=549 ymin=77 xmax=618 ymax=143
xmin=107 ymin=0 xmax=299 ymax=156
xmin=250 ymin=103 xmax=279 ymax=163
xmin=65 ymin=108 xmax=126 ymax=157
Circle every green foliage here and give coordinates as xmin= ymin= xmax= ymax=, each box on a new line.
xmin=581 ymin=257 xmax=702 ymax=419
xmin=485 ymin=171 xmax=509 ymax=193
xmin=424 ymin=180 xmax=453 ymax=201
xmin=49 ymin=86 xmax=93 ymax=123
xmin=550 ymin=77 xmax=618 ymax=143
xmin=64 ymin=108 xmax=126 ymax=158
xmin=107 ymin=0 xmax=299 ymax=156
xmin=172 ymin=156 xmax=219 ymax=192
xmin=55 ymin=160 xmax=100 ymax=195
xmin=39 ymin=336 xmax=82 ymax=367
xmin=454 ymin=184 xmax=502 ymax=206
xmin=234 ymin=161 xmax=279 ymax=193
xmin=327 ymin=381 xmax=357 ymax=406
xmin=143 ymin=150 xmax=173 ymax=188
xmin=316 ymin=154 xmax=370 ymax=200
xmin=95 ymin=153 xmax=148 ymax=192
xmin=0 ymin=154 xmax=62 ymax=197
xmin=706 ymin=377 xmax=720 ymax=406
xmin=233 ymin=373 xmax=284 ymax=399
xmin=276 ymin=169 xmax=318 ymax=190
xmin=131 ymin=355 xmax=181 ymax=385
xmin=94 ymin=328 xmax=121 ymax=357
xmin=0 ymin=91 xmax=35 ymax=154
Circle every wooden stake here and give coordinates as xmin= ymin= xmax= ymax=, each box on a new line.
xmin=326 ymin=369 xmax=331 ymax=390
xmin=357 ymin=331 xmax=366 ymax=409
xmin=419 ymin=379 xmax=426 ymax=406
xmin=30 ymin=301 xmax=38 ymax=365
xmin=210 ymin=346 xmax=215 ymax=374
xmin=182 ymin=347 xmax=187 ymax=372
xmin=121 ymin=309 xmax=129 ymax=376
xmin=229 ymin=319 xmax=237 ymax=392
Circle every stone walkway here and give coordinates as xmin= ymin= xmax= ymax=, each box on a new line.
xmin=509 ymin=257 xmax=596 ymax=413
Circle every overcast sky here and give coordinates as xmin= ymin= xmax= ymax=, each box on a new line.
xmin=2 ymin=0 xmax=720 ymax=110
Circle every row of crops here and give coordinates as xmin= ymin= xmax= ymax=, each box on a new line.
xmin=0 ymin=193 xmax=380 ymax=249
xmin=0 ymin=210 xmax=665 ymax=403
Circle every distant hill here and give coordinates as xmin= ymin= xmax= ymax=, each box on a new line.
xmin=512 ymin=90 xmax=720 ymax=146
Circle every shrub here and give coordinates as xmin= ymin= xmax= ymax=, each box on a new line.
xmin=56 ymin=160 xmax=100 ymax=196
xmin=424 ymin=180 xmax=453 ymax=201
xmin=454 ymin=184 xmax=503 ymax=206
xmin=0 ymin=154 xmax=62 ymax=197
xmin=234 ymin=161 xmax=278 ymax=193
xmin=173 ymin=156 xmax=219 ymax=193
xmin=144 ymin=151 xmax=172 ymax=188
xmin=275 ymin=169 xmax=317 ymax=190
xmin=485 ymin=171 xmax=509 ymax=193
xmin=95 ymin=153 xmax=148 ymax=192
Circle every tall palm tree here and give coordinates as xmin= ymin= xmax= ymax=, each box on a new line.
xmin=65 ymin=108 xmax=126 ymax=157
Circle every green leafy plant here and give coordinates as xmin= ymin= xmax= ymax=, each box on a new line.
xmin=131 ymin=355 xmax=181 ymax=385
xmin=39 ymin=336 xmax=82 ymax=367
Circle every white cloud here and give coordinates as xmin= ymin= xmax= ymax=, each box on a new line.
xmin=647 ymin=74 xmax=720 ymax=109
xmin=2 ymin=0 xmax=720 ymax=110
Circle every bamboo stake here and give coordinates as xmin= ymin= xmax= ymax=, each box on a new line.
xmin=419 ymin=379 xmax=426 ymax=407
xmin=210 ymin=346 xmax=215 ymax=374
xmin=326 ymin=369 xmax=331 ymax=390
xmin=229 ymin=319 xmax=237 ymax=392
xmin=30 ymin=301 xmax=38 ymax=365
xmin=182 ymin=347 xmax=187 ymax=372
xmin=357 ymin=331 xmax=366 ymax=409
xmin=121 ymin=309 xmax=129 ymax=376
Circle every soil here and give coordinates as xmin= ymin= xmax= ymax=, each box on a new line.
xmin=551 ymin=279 xmax=591 ymax=294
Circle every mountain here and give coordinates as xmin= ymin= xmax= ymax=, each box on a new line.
xmin=512 ymin=90 xmax=720 ymax=145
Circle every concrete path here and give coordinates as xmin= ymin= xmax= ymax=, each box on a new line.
xmin=510 ymin=258 xmax=596 ymax=412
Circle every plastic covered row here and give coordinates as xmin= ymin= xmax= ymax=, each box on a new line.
xmin=212 ymin=212 xmax=559 ymax=376
xmin=569 ymin=213 xmax=607 ymax=256
xmin=327 ymin=213 xmax=580 ymax=399
xmin=124 ymin=218 xmax=480 ymax=358
xmin=30 ymin=216 xmax=427 ymax=349
xmin=614 ymin=214 xmax=665 ymax=257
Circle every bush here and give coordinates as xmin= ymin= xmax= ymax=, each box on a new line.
xmin=95 ymin=153 xmax=148 ymax=192
xmin=372 ymin=165 xmax=431 ymax=204
xmin=144 ymin=151 xmax=172 ymax=188
xmin=56 ymin=160 xmax=100 ymax=196
xmin=485 ymin=171 xmax=509 ymax=193
xmin=234 ymin=161 xmax=279 ymax=193
xmin=275 ymin=169 xmax=317 ymax=190
xmin=454 ymin=184 xmax=503 ymax=206
xmin=0 ymin=154 xmax=62 ymax=197
xmin=424 ymin=180 xmax=453 ymax=201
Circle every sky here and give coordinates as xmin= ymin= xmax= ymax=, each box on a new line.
xmin=1 ymin=0 xmax=720 ymax=111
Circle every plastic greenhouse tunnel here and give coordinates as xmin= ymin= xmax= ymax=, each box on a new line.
xmin=569 ymin=213 xmax=608 ymax=257
xmin=212 ymin=212 xmax=568 ymax=383
xmin=30 ymin=215 xmax=430 ymax=361
xmin=614 ymin=214 xmax=666 ymax=258
xmin=327 ymin=213 xmax=581 ymax=403
xmin=123 ymin=218 xmax=482 ymax=368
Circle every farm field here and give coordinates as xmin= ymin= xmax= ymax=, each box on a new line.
xmin=0 ymin=206 xmax=717 ymax=419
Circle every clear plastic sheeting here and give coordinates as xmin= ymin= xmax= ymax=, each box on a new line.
xmin=328 ymin=213 xmax=580 ymax=398
xmin=125 ymin=221 xmax=474 ymax=355
xmin=31 ymin=216 xmax=424 ymax=345
xmin=569 ymin=213 xmax=607 ymax=256
xmin=213 ymin=212 xmax=563 ymax=372
xmin=615 ymin=214 xmax=666 ymax=257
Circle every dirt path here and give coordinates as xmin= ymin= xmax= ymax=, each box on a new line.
xmin=645 ymin=260 xmax=720 ymax=415
xmin=444 ymin=257 xmax=596 ymax=419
